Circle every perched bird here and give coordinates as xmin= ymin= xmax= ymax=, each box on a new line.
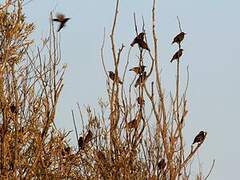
xmin=108 ymin=71 xmax=123 ymax=84
xmin=172 ymin=32 xmax=186 ymax=45
xmin=192 ymin=131 xmax=206 ymax=144
xmin=135 ymin=72 xmax=147 ymax=88
xmin=157 ymin=158 xmax=166 ymax=171
xmin=129 ymin=65 xmax=146 ymax=74
xmin=131 ymin=32 xmax=150 ymax=51
xmin=96 ymin=150 xmax=106 ymax=161
xmin=10 ymin=104 xmax=17 ymax=114
xmin=136 ymin=96 xmax=145 ymax=106
xmin=62 ymin=146 xmax=71 ymax=156
xmin=84 ymin=130 xmax=93 ymax=144
xmin=78 ymin=136 xmax=84 ymax=149
xmin=170 ymin=49 xmax=183 ymax=63
xmin=138 ymin=39 xmax=150 ymax=51
xmin=53 ymin=14 xmax=70 ymax=32
xmin=130 ymin=32 xmax=145 ymax=47
xmin=126 ymin=119 xmax=138 ymax=129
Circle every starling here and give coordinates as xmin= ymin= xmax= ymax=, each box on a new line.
xmin=138 ymin=39 xmax=150 ymax=51
xmin=157 ymin=158 xmax=166 ymax=171
xmin=84 ymin=130 xmax=93 ymax=144
xmin=135 ymin=72 xmax=147 ymax=88
xmin=170 ymin=49 xmax=183 ymax=63
xmin=10 ymin=104 xmax=17 ymax=114
xmin=192 ymin=131 xmax=206 ymax=144
xmin=108 ymin=71 xmax=123 ymax=84
xmin=129 ymin=65 xmax=146 ymax=74
xmin=62 ymin=146 xmax=71 ymax=156
xmin=172 ymin=32 xmax=186 ymax=45
xmin=78 ymin=136 xmax=84 ymax=149
xmin=53 ymin=14 xmax=70 ymax=32
xmin=130 ymin=32 xmax=145 ymax=47
xmin=126 ymin=119 xmax=138 ymax=129
xmin=131 ymin=32 xmax=150 ymax=51
xmin=96 ymin=150 xmax=106 ymax=161
xmin=136 ymin=96 xmax=145 ymax=106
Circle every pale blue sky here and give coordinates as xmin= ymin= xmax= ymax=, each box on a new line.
xmin=23 ymin=0 xmax=240 ymax=179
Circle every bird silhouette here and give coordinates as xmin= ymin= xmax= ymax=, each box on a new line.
xmin=126 ymin=119 xmax=138 ymax=129
xmin=78 ymin=136 xmax=84 ymax=149
xmin=135 ymin=72 xmax=147 ymax=87
xmin=192 ymin=131 xmax=206 ymax=144
xmin=138 ymin=39 xmax=150 ymax=51
xmin=10 ymin=104 xmax=17 ymax=114
xmin=136 ymin=96 xmax=145 ymax=106
xmin=108 ymin=71 xmax=123 ymax=84
xmin=170 ymin=49 xmax=183 ymax=63
xmin=96 ymin=150 xmax=106 ymax=161
xmin=131 ymin=32 xmax=150 ymax=51
xmin=53 ymin=14 xmax=70 ymax=32
xmin=157 ymin=158 xmax=166 ymax=171
xmin=84 ymin=130 xmax=93 ymax=144
xmin=130 ymin=32 xmax=145 ymax=46
xmin=129 ymin=65 xmax=146 ymax=74
xmin=172 ymin=32 xmax=186 ymax=45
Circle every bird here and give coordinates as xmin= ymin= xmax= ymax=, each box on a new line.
xmin=108 ymin=71 xmax=123 ymax=84
xmin=78 ymin=136 xmax=84 ymax=149
xmin=126 ymin=119 xmax=138 ymax=129
xmin=10 ymin=104 xmax=17 ymax=114
xmin=136 ymin=96 xmax=145 ymax=106
xmin=84 ymin=130 xmax=93 ymax=144
xmin=172 ymin=32 xmax=186 ymax=45
xmin=52 ymin=14 xmax=70 ymax=32
xmin=192 ymin=131 xmax=206 ymax=144
xmin=170 ymin=49 xmax=183 ymax=63
xmin=131 ymin=32 xmax=150 ymax=51
xmin=157 ymin=158 xmax=166 ymax=171
xmin=96 ymin=150 xmax=106 ymax=161
xmin=130 ymin=32 xmax=145 ymax=47
xmin=62 ymin=146 xmax=71 ymax=156
xmin=129 ymin=65 xmax=146 ymax=74
xmin=138 ymin=39 xmax=150 ymax=51
xmin=135 ymin=72 xmax=147 ymax=88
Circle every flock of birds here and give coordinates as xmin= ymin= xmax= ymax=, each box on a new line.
xmin=52 ymin=13 xmax=206 ymax=151
xmin=107 ymin=31 xmax=186 ymax=88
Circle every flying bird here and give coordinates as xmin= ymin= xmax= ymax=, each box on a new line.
xmin=135 ymin=72 xmax=147 ymax=88
xmin=172 ymin=32 xmax=186 ymax=45
xmin=53 ymin=14 xmax=70 ymax=32
xmin=192 ymin=131 xmax=206 ymax=144
xmin=170 ymin=49 xmax=183 ymax=63
xmin=108 ymin=71 xmax=123 ymax=84
xmin=129 ymin=65 xmax=146 ymax=74
xmin=130 ymin=32 xmax=145 ymax=47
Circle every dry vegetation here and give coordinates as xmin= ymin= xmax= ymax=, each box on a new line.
xmin=0 ymin=0 xmax=212 ymax=179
